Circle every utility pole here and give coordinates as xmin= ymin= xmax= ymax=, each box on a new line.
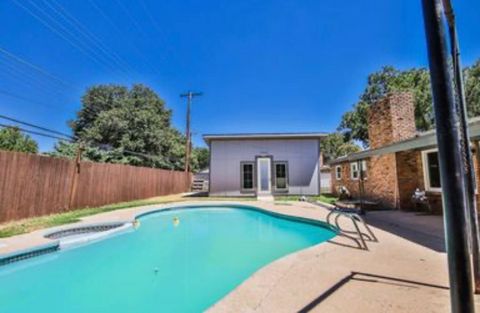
xmin=180 ymin=91 xmax=202 ymax=173
xmin=422 ymin=0 xmax=474 ymax=312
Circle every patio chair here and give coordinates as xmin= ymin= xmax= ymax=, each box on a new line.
xmin=411 ymin=188 xmax=432 ymax=213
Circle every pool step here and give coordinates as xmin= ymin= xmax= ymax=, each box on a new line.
xmin=191 ymin=179 xmax=208 ymax=192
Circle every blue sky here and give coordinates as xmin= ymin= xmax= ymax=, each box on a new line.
xmin=0 ymin=0 xmax=479 ymax=151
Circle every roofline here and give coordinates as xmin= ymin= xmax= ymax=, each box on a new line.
xmin=329 ymin=117 xmax=480 ymax=165
xmin=203 ymin=132 xmax=328 ymax=143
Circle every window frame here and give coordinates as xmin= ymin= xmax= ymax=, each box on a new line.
xmin=350 ymin=162 xmax=359 ymax=180
xmin=360 ymin=160 xmax=368 ymax=180
xmin=335 ymin=165 xmax=342 ymax=180
xmin=421 ymin=149 xmax=442 ymax=192
xmin=240 ymin=161 xmax=255 ymax=193
xmin=273 ymin=161 xmax=289 ymax=192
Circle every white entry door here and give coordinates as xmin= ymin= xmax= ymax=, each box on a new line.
xmin=257 ymin=157 xmax=272 ymax=195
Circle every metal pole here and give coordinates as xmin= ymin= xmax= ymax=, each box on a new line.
xmin=421 ymin=0 xmax=474 ymax=311
xmin=180 ymin=91 xmax=202 ymax=173
xmin=442 ymin=0 xmax=480 ymax=293
xmin=185 ymin=93 xmax=192 ymax=173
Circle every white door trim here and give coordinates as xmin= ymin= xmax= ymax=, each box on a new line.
xmin=257 ymin=157 xmax=272 ymax=195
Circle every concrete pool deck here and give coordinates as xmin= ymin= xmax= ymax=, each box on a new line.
xmin=1 ymin=200 xmax=479 ymax=312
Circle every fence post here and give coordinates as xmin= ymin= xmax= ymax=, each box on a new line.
xmin=68 ymin=144 xmax=84 ymax=209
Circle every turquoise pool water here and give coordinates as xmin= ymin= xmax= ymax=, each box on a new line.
xmin=0 ymin=206 xmax=335 ymax=313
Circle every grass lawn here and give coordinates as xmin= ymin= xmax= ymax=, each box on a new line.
xmin=0 ymin=194 xmax=255 ymax=238
xmin=275 ymin=194 xmax=338 ymax=205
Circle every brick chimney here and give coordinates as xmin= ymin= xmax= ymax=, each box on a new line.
xmin=367 ymin=92 xmax=416 ymax=149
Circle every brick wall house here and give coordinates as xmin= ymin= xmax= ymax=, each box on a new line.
xmin=330 ymin=91 xmax=480 ymax=212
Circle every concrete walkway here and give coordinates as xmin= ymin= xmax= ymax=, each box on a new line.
xmin=1 ymin=200 xmax=479 ymax=312
xmin=365 ymin=210 xmax=446 ymax=252
xmin=208 ymin=203 xmax=476 ymax=313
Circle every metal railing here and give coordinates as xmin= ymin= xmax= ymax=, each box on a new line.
xmin=326 ymin=208 xmax=377 ymax=250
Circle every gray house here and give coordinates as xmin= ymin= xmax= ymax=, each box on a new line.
xmin=203 ymin=133 xmax=327 ymax=197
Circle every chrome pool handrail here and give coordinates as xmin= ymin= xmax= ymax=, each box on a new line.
xmin=326 ymin=208 xmax=377 ymax=250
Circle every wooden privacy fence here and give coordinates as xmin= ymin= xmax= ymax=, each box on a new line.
xmin=0 ymin=150 xmax=191 ymax=223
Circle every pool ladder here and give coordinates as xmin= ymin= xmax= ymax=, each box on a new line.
xmin=326 ymin=208 xmax=378 ymax=250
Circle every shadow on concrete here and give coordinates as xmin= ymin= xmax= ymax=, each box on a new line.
xmin=298 ymin=271 xmax=449 ymax=313
xmin=327 ymin=233 xmax=368 ymax=251
xmin=364 ymin=210 xmax=446 ymax=252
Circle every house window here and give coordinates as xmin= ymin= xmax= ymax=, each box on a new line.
xmin=241 ymin=162 xmax=255 ymax=191
xmin=350 ymin=162 xmax=359 ymax=180
xmin=422 ymin=149 xmax=441 ymax=192
xmin=360 ymin=160 xmax=367 ymax=179
xmin=335 ymin=166 xmax=342 ymax=180
xmin=274 ymin=162 xmax=288 ymax=190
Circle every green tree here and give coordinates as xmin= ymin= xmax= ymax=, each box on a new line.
xmin=338 ymin=61 xmax=480 ymax=147
xmin=192 ymin=147 xmax=209 ymax=171
xmin=320 ymin=132 xmax=361 ymax=161
xmin=0 ymin=127 xmax=38 ymax=153
xmin=54 ymin=84 xmax=189 ymax=170
xmin=48 ymin=141 xmax=130 ymax=164
xmin=465 ymin=60 xmax=480 ymax=117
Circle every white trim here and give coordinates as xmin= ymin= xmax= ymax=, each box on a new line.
xmin=257 ymin=157 xmax=272 ymax=195
xmin=360 ymin=160 xmax=368 ymax=179
xmin=335 ymin=165 xmax=342 ymax=180
xmin=421 ymin=148 xmax=442 ymax=192
xmin=203 ymin=132 xmax=327 ymax=144
xmin=350 ymin=162 xmax=359 ymax=180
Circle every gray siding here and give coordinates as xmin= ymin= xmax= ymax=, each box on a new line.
xmin=209 ymin=139 xmax=321 ymax=196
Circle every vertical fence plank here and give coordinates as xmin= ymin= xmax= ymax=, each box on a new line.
xmin=0 ymin=151 xmax=192 ymax=223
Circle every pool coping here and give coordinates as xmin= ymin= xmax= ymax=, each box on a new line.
xmin=135 ymin=203 xmax=338 ymax=231
xmin=0 ymin=202 xmax=338 ymax=267
xmin=43 ymin=221 xmax=127 ymax=239
xmin=0 ymin=241 xmax=60 ymax=266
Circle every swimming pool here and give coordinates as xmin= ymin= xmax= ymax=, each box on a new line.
xmin=0 ymin=205 xmax=336 ymax=313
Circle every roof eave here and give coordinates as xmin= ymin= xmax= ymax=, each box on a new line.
xmin=203 ymin=133 xmax=328 ymax=144
xmin=329 ymin=118 xmax=480 ymax=165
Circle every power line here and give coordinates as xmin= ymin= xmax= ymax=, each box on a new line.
xmin=26 ymin=0 xmax=126 ymax=75
xmin=0 ymin=58 xmax=69 ymax=98
xmin=0 ymin=89 xmax=68 ymax=111
xmin=87 ymin=0 xmax=165 ymax=75
xmin=114 ymin=0 xmax=149 ymax=40
xmin=0 ymin=123 xmax=73 ymax=142
xmin=11 ymin=0 xmax=125 ymax=76
xmin=0 ymin=115 xmax=166 ymax=159
xmin=1 ymin=117 xmax=181 ymax=169
xmin=137 ymin=0 xmax=177 ymax=63
xmin=0 ymin=46 xmax=74 ymax=89
xmin=11 ymin=0 xmax=99 ymax=65
xmin=0 ymin=114 xmax=73 ymax=139
xmin=41 ymin=0 xmax=136 ymax=77
xmin=0 ymin=82 xmax=148 ymax=120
